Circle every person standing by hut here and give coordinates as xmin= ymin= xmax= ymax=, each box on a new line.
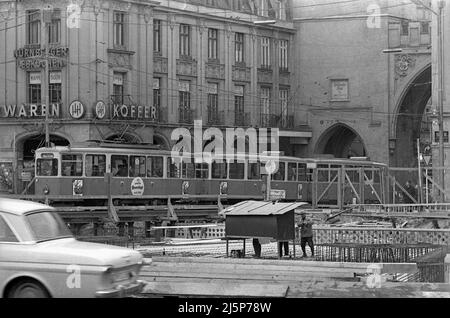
xmin=297 ymin=212 xmax=314 ymax=258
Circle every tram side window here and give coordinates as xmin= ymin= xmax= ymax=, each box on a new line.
xmin=182 ymin=162 xmax=195 ymax=178
xmin=130 ymin=156 xmax=146 ymax=177
xmin=147 ymin=156 xmax=164 ymax=178
xmin=195 ymin=163 xmax=209 ymax=179
xmin=111 ymin=155 xmax=129 ymax=177
xmin=212 ymin=161 xmax=227 ymax=179
xmin=167 ymin=158 xmax=181 ymax=178
xmin=61 ymin=154 xmax=83 ymax=176
xmin=36 ymin=158 xmax=58 ymax=176
xmin=272 ymin=162 xmax=285 ymax=181
xmin=298 ymin=163 xmax=307 ymax=181
xmin=248 ymin=162 xmax=261 ymax=180
xmin=85 ymin=154 xmax=106 ymax=177
xmin=229 ymin=161 xmax=244 ymax=179
xmin=287 ymin=162 xmax=297 ymax=181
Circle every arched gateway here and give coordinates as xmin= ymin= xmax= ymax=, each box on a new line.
xmin=391 ymin=65 xmax=431 ymax=168
xmin=315 ymin=124 xmax=367 ymax=158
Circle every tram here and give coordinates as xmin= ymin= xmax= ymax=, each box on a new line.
xmin=32 ymin=141 xmax=389 ymax=208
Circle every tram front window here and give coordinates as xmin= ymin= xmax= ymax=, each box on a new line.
xmin=36 ymin=158 xmax=58 ymax=176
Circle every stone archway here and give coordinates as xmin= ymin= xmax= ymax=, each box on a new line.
xmin=391 ymin=65 xmax=431 ymax=167
xmin=153 ymin=134 xmax=170 ymax=150
xmin=315 ymin=124 xmax=367 ymax=158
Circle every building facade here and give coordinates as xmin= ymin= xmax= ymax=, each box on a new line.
xmin=0 ymin=0 xmax=311 ymax=194
xmin=293 ymin=0 xmax=432 ymax=166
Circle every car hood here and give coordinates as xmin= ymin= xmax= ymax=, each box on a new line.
xmin=30 ymin=238 xmax=143 ymax=267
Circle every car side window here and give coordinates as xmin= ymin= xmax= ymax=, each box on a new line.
xmin=0 ymin=215 xmax=18 ymax=243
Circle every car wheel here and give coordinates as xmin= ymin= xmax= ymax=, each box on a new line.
xmin=7 ymin=279 xmax=50 ymax=298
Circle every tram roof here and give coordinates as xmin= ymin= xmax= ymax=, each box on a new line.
xmin=34 ymin=146 xmax=387 ymax=167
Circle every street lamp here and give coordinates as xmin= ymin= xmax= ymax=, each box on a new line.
xmin=411 ymin=0 xmax=446 ymax=202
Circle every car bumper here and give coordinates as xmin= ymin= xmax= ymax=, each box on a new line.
xmin=95 ymin=280 xmax=146 ymax=298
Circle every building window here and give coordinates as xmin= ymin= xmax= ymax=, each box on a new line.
xmin=208 ymin=28 xmax=218 ymax=60
xmin=434 ymin=131 xmax=449 ymax=143
xmin=279 ymin=40 xmax=288 ymax=71
xmin=259 ymin=0 xmax=268 ymax=16
xmin=153 ymin=78 xmax=161 ymax=110
xmin=49 ymin=71 xmax=62 ymax=104
xmin=401 ymin=20 xmax=409 ymax=36
xmin=48 ymin=9 xmax=61 ymax=44
xmin=420 ymin=21 xmax=429 ymax=35
xmin=179 ymin=80 xmax=191 ymax=123
xmin=27 ymin=10 xmax=41 ymax=45
xmin=153 ymin=19 xmax=161 ymax=53
xmin=28 ymin=72 xmax=41 ymax=104
xmin=235 ymin=32 xmax=244 ymax=63
xmin=179 ymin=24 xmax=191 ymax=57
xmin=207 ymin=83 xmax=219 ymax=123
xmin=113 ymin=72 xmax=125 ymax=104
xmin=234 ymin=85 xmax=245 ymax=125
xmin=260 ymin=87 xmax=271 ymax=115
xmin=330 ymin=79 xmax=349 ymax=101
xmin=278 ymin=0 xmax=286 ymax=20
xmin=113 ymin=11 xmax=126 ymax=47
xmin=280 ymin=88 xmax=288 ymax=117
xmin=261 ymin=37 xmax=271 ymax=68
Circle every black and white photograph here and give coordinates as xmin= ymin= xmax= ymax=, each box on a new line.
xmin=0 ymin=0 xmax=450 ymax=306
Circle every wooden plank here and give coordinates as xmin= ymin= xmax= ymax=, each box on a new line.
xmin=142 ymin=281 xmax=289 ymax=297
xmin=148 ymin=262 xmax=368 ymax=274
xmin=140 ymin=270 xmax=356 ymax=280
xmin=150 ymin=256 xmax=380 ymax=269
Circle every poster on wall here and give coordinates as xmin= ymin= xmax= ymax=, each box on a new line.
xmin=0 ymin=162 xmax=14 ymax=193
xmin=331 ymin=79 xmax=349 ymax=100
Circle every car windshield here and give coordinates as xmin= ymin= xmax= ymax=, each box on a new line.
xmin=25 ymin=211 xmax=73 ymax=242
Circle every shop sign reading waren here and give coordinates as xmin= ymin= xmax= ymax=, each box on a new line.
xmin=0 ymin=104 xmax=60 ymax=118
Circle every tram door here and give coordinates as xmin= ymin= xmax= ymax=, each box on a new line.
xmin=20 ymin=135 xmax=70 ymax=194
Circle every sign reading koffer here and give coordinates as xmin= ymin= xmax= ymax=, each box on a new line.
xmin=111 ymin=104 xmax=158 ymax=120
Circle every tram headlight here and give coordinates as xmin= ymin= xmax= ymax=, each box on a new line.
xmin=43 ymin=185 xmax=50 ymax=195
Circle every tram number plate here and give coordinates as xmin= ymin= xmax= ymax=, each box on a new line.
xmin=270 ymin=189 xmax=286 ymax=200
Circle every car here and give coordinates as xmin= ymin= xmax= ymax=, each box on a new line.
xmin=0 ymin=198 xmax=146 ymax=298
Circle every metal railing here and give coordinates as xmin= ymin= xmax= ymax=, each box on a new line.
xmin=207 ymin=108 xmax=224 ymax=125
xmin=179 ymin=107 xmax=195 ymax=124
xmin=350 ymin=203 xmax=450 ymax=213
xmin=234 ymin=112 xmax=250 ymax=126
